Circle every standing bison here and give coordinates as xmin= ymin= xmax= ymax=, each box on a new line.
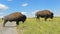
xmin=2 ymin=12 xmax=26 ymax=27
xmin=35 ymin=10 xmax=54 ymax=21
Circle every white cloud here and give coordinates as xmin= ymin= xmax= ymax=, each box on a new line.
xmin=32 ymin=10 xmax=40 ymax=14
xmin=21 ymin=12 xmax=34 ymax=18
xmin=21 ymin=3 xmax=28 ymax=7
xmin=0 ymin=12 xmax=4 ymax=18
xmin=27 ymin=14 xmax=35 ymax=18
xmin=32 ymin=12 xmax=36 ymax=14
xmin=0 ymin=4 xmax=9 ymax=10
xmin=0 ymin=16 xmax=4 ymax=18
xmin=21 ymin=12 xmax=27 ymax=15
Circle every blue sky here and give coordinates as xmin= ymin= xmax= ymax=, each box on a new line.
xmin=0 ymin=0 xmax=60 ymax=18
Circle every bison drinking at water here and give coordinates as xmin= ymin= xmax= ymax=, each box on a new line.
xmin=35 ymin=10 xmax=54 ymax=21
xmin=2 ymin=12 xmax=26 ymax=27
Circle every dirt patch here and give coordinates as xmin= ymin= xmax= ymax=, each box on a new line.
xmin=0 ymin=22 xmax=22 ymax=34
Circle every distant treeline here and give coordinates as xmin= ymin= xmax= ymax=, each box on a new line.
xmin=54 ymin=16 xmax=60 ymax=18
xmin=29 ymin=16 xmax=60 ymax=18
xmin=0 ymin=16 xmax=60 ymax=19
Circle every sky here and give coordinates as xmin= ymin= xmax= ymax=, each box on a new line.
xmin=0 ymin=0 xmax=60 ymax=18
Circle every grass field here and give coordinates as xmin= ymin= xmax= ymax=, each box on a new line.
xmin=0 ymin=18 xmax=3 ymax=23
xmin=17 ymin=17 xmax=60 ymax=34
xmin=0 ymin=17 xmax=60 ymax=34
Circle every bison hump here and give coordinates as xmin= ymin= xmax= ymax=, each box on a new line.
xmin=4 ymin=12 xmax=23 ymax=20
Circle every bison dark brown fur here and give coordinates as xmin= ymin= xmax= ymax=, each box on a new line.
xmin=2 ymin=12 xmax=26 ymax=27
xmin=35 ymin=10 xmax=54 ymax=21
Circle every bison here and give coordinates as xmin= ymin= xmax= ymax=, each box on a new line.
xmin=2 ymin=12 xmax=26 ymax=27
xmin=35 ymin=10 xmax=54 ymax=21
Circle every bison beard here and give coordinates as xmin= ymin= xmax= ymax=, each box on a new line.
xmin=2 ymin=12 xmax=26 ymax=27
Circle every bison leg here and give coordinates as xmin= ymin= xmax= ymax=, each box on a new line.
xmin=45 ymin=18 xmax=47 ymax=21
xmin=45 ymin=15 xmax=48 ymax=21
xmin=22 ymin=21 xmax=24 ymax=23
xmin=16 ymin=21 xmax=19 ymax=26
xmin=22 ymin=19 xmax=26 ymax=23
xmin=3 ymin=20 xmax=7 ymax=27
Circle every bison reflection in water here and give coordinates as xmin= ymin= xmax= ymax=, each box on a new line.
xmin=2 ymin=12 xmax=26 ymax=27
xmin=35 ymin=10 xmax=54 ymax=21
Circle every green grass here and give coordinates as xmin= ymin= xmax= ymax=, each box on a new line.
xmin=0 ymin=18 xmax=3 ymax=23
xmin=18 ymin=17 xmax=60 ymax=34
xmin=0 ymin=17 xmax=60 ymax=34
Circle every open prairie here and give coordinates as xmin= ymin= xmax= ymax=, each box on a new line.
xmin=0 ymin=17 xmax=60 ymax=34
xmin=18 ymin=17 xmax=60 ymax=34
